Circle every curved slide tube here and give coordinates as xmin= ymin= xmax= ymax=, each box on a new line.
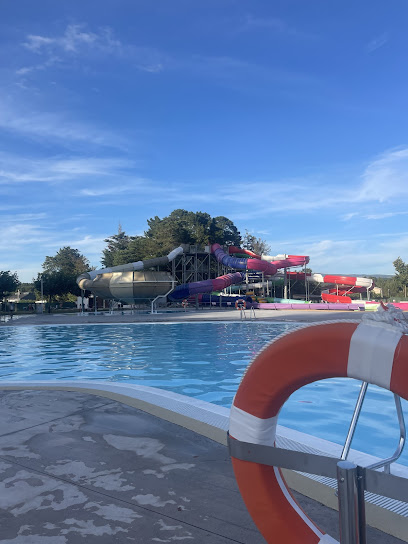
xmin=169 ymin=272 xmax=245 ymax=301
xmin=287 ymin=271 xmax=374 ymax=303
xmin=77 ymin=246 xmax=185 ymax=291
xmin=228 ymin=247 xmax=309 ymax=269
xmin=212 ymin=244 xmax=278 ymax=275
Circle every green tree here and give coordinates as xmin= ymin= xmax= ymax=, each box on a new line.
xmin=209 ymin=216 xmax=242 ymax=246
xmin=0 ymin=271 xmax=20 ymax=301
xmin=393 ymin=257 xmax=408 ymax=297
xmin=43 ymin=247 xmax=90 ymax=275
xmin=34 ymin=271 xmax=79 ymax=308
xmin=101 ymin=210 xmax=242 ymax=266
xmin=242 ymin=230 xmax=271 ymax=255
xmin=101 ymin=224 xmax=131 ymax=267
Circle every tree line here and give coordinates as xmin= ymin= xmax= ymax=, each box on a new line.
xmin=101 ymin=209 xmax=267 ymax=267
xmin=1 ymin=209 xmax=407 ymax=307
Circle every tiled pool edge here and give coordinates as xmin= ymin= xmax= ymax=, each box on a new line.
xmin=0 ymin=380 xmax=406 ymax=542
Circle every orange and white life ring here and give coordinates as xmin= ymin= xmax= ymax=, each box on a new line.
xmin=229 ymin=308 xmax=408 ymax=543
xmin=235 ymin=299 xmax=246 ymax=310
xmin=181 ymin=299 xmax=188 ymax=308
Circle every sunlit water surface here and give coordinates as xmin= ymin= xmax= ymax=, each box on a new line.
xmin=1 ymin=322 xmax=407 ymax=465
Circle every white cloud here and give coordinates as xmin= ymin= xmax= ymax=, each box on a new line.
xmin=341 ymin=210 xmax=408 ymax=221
xmin=0 ymin=155 xmax=134 ymax=184
xmin=23 ymin=24 xmax=120 ymax=55
xmin=0 ymin=98 xmax=128 ymax=150
xmin=366 ymin=33 xmax=388 ymax=53
xmin=0 ymin=223 xmax=52 ymax=251
xmin=0 ymin=213 xmax=47 ymax=222
xmin=365 ymin=211 xmax=408 ymax=220
xmin=42 ymin=234 xmax=105 ymax=265
xmin=358 ymin=147 xmax=408 ymax=202
xmin=342 ymin=212 xmax=359 ymax=221
xmin=16 ymin=55 xmax=61 ymax=76
xmin=178 ymin=146 xmax=408 ymax=217
xmin=243 ymin=15 xmax=311 ymax=38
xmin=19 ymin=24 xmax=164 ymax=74
xmin=0 ymin=222 xmax=105 ymax=281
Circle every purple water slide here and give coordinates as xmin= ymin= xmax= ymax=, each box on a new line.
xmin=169 ymin=272 xmax=245 ymax=300
xmin=211 ymin=244 xmax=277 ymax=275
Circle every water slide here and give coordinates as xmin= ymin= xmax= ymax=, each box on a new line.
xmin=228 ymin=247 xmax=310 ymax=269
xmin=227 ymin=247 xmax=373 ymax=304
xmin=76 ymin=247 xmax=185 ymax=302
xmin=212 ymin=244 xmax=278 ymax=275
xmin=170 ymin=244 xmax=309 ymax=302
xmin=286 ymin=271 xmax=374 ymax=303
xmin=169 ymin=272 xmax=245 ymax=300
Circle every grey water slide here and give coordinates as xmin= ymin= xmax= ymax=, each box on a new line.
xmin=76 ymin=247 xmax=184 ymax=302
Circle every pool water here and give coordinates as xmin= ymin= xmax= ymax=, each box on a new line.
xmin=1 ymin=322 xmax=407 ymax=466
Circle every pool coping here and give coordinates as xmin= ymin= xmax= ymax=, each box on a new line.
xmin=0 ymin=380 xmax=406 ymax=541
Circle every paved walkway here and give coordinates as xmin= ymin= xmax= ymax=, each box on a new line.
xmin=0 ymin=307 xmax=370 ymax=326
xmin=0 ymin=390 xmax=404 ymax=543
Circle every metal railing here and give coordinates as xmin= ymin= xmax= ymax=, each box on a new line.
xmin=228 ymin=435 xmax=408 ymax=543
xmin=239 ymin=306 xmax=256 ymax=320
xmin=228 ymin=382 xmax=407 ymax=543
xmin=341 ymin=382 xmax=406 ymax=474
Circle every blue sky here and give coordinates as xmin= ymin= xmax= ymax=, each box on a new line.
xmin=1 ymin=0 xmax=408 ymax=282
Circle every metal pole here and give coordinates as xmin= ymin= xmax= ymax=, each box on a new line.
xmin=337 ymin=461 xmax=366 ymax=544
xmin=40 ymin=275 xmax=44 ymax=313
xmin=367 ymin=393 xmax=406 ymax=473
xmin=341 ymin=382 xmax=369 ymax=460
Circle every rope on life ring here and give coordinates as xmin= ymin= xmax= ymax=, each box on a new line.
xmin=235 ymin=299 xmax=246 ymax=310
xmin=229 ymin=304 xmax=408 ymax=543
xmin=181 ymin=299 xmax=188 ymax=308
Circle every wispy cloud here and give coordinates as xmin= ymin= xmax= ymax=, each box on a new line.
xmin=19 ymin=24 xmax=164 ymax=74
xmin=0 ymin=223 xmax=52 ymax=251
xmin=0 ymin=97 xmax=128 ymax=150
xmin=23 ymin=24 xmax=121 ymax=55
xmin=79 ymin=180 xmax=149 ymax=197
xmin=341 ymin=210 xmax=408 ymax=221
xmin=243 ymin=14 xmax=312 ymax=39
xmin=365 ymin=211 xmax=408 ymax=220
xmin=0 ymin=155 xmax=135 ymax=184
xmin=358 ymin=147 xmax=408 ymax=202
xmin=366 ymin=33 xmax=388 ymax=53
xmin=16 ymin=55 xmax=61 ymax=76
xmin=342 ymin=212 xmax=359 ymax=221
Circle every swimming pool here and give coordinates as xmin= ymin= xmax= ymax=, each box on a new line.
xmin=1 ymin=322 xmax=407 ymax=466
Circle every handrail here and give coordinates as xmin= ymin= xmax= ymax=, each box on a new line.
xmin=366 ymin=394 xmax=406 ymax=473
xmin=341 ymin=382 xmax=368 ymax=460
xmin=341 ymin=382 xmax=406 ymax=474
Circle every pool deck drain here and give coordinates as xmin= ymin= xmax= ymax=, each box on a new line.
xmin=0 ymin=390 xmax=404 ymax=543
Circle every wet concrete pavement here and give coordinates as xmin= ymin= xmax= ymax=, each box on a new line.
xmin=0 ymin=390 xmax=405 ymax=543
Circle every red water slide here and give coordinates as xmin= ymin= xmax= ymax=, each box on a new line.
xmin=287 ymin=272 xmax=374 ymax=303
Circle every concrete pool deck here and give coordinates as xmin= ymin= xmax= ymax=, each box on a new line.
xmin=0 ymin=306 xmax=374 ymax=326
xmin=0 ymin=389 xmax=404 ymax=543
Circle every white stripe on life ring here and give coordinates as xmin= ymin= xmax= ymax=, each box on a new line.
xmin=347 ymin=322 xmax=402 ymax=389
xmin=229 ymin=405 xmax=278 ymax=446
